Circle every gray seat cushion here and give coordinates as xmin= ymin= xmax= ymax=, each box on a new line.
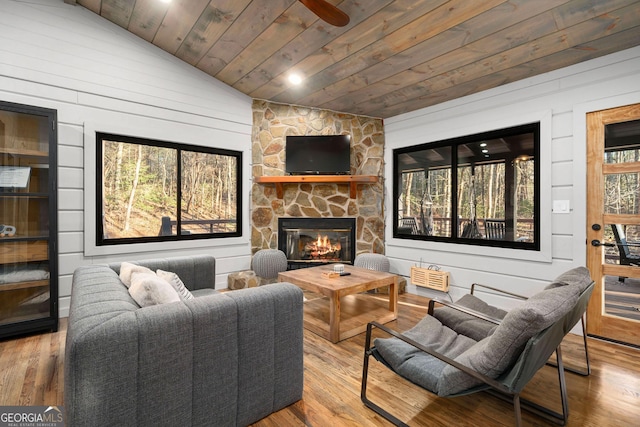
xmin=374 ymin=316 xmax=477 ymax=393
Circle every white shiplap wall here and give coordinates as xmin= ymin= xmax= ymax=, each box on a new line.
xmin=3 ymin=0 xmax=640 ymax=320
xmin=0 ymin=0 xmax=254 ymax=318
xmin=384 ymin=45 xmax=640 ymax=310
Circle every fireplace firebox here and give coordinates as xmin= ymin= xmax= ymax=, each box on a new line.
xmin=278 ymin=217 xmax=356 ymax=269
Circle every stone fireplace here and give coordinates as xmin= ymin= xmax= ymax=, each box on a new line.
xmin=278 ymin=217 xmax=356 ymax=269
xmin=251 ymin=100 xmax=385 ymax=256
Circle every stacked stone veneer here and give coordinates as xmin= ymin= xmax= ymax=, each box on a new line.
xmin=251 ymin=100 xmax=385 ymax=256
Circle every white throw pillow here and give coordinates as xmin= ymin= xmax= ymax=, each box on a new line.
xmin=128 ymin=272 xmax=181 ymax=307
xmin=157 ymin=269 xmax=194 ymax=301
xmin=119 ymin=262 xmax=154 ymax=288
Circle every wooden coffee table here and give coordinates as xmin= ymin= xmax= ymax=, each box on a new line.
xmin=278 ymin=264 xmax=398 ymax=343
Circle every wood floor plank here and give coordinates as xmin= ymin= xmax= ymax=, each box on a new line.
xmin=0 ymin=332 xmax=29 ymax=406
xmin=1 ymin=296 xmax=640 ymax=426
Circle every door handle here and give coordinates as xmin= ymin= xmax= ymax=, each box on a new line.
xmin=591 ymin=239 xmax=615 ymax=247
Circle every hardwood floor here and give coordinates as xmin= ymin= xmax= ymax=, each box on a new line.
xmin=1 ymin=293 xmax=639 ymax=426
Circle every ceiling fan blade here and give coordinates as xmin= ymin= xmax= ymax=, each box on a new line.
xmin=298 ymin=0 xmax=350 ymax=27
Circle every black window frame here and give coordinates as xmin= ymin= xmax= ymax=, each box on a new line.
xmin=393 ymin=123 xmax=540 ymax=251
xmin=96 ymin=132 xmax=242 ymax=246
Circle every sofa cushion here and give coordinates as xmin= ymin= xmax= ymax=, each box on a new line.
xmin=110 ymin=255 xmax=216 ymax=291
xmin=432 ymin=294 xmax=507 ymax=341
xmin=157 ymin=269 xmax=194 ymax=301
xmin=128 ymin=272 xmax=181 ymax=307
xmin=191 ymin=288 xmax=219 ymax=298
xmin=374 ymin=315 xmax=477 ymax=393
xmin=437 ymin=283 xmax=580 ymax=396
xmin=119 ymin=262 xmax=154 ymax=288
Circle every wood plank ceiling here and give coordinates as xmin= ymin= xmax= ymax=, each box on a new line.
xmin=70 ymin=0 xmax=640 ymax=119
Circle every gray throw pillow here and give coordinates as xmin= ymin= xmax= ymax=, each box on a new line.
xmin=437 ymin=284 xmax=579 ymax=396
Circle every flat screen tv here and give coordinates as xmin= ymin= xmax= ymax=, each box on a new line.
xmin=285 ymin=134 xmax=351 ymax=175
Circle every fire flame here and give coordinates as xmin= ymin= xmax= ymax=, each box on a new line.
xmin=305 ymin=234 xmax=341 ymax=257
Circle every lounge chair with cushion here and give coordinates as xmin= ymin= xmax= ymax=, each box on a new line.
xmin=431 ymin=267 xmax=592 ymax=376
xmin=361 ymin=267 xmax=594 ymax=426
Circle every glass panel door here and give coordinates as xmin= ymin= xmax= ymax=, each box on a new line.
xmin=586 ymin=104 xmax=640 ymax=345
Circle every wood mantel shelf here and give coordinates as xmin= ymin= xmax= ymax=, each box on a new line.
xmin=254 ymin=175 xmax=378 ymax=198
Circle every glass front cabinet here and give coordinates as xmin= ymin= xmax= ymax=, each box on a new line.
xmin=0 ymin=101 xmax=58 ymax=338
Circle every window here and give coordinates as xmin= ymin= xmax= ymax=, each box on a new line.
xmin=97 ymin=132 xmax=241 ymax=245
xmin=393 ymin=123 xmax=539 ymax=250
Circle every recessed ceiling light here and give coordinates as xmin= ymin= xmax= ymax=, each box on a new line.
xmin=159 ymin=0 xmax=171 ymax=4
xmin=288 ymin=73 xmax=303 ymax=85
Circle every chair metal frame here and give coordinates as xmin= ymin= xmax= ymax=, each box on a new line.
xmin=362 ymin=323 xmax=568 ymax=427
xmin=361 ymin=282 xmax=594 ymax=426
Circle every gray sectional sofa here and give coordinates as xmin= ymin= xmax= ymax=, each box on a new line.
xmin=64 ymin=255 xmax=304 ymax=427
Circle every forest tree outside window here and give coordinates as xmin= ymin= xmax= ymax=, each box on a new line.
xmin=394 ymin=123 xmax=540 ymax=250
xmin=96 ymin=132 xmax=241 ymax=245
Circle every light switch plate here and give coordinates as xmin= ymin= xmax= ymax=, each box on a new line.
xmin=553 ymin=200 xmax=571 ymax=213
